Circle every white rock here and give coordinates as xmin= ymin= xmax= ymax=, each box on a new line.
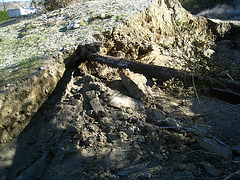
xmin=107 ymin=92 xmax=144 ymax=111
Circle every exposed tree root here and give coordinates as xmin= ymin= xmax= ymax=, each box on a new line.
xmin=82 ymin=53 xmax=240 ymax=104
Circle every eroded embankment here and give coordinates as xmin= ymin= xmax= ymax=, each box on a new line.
xmin=0 ymin=0 xmax=238 ymax=143
xmin=0 ymin=48 xmax=75 ymax=142
xmin=0 ymin=0 xmax=156 ymax=142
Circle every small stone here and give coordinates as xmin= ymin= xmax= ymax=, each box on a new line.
xmin=86 ymin=90 xmax=105 ymax=117
xmin=107 ymin=92 xmax=144 ymax=111
xmin=163 ymin=117 xmax=180 ymax=127
xmin=73 ymin=134 xmax=81 ymax=140
xmin=67 ymin=20 xmax=80 ymax=30
xmin=119 ymin=131 xmax=128 ymax=141
xmin=135 ymin=135 xmax=145 ymax=143
xmin=125 ymin=127 xmax=134 ymax=136
xmin=97 ymin=132 xmax=107 ymax=143
xmin=88 ymin=124 xmax=99 ymax=132
xmin=70 ymin=88 xmax=78 ymax=94
xmin=84 ymin=137 xmax=95 ymax=146
xmin=39 ymin=66 xmax=46 ymax=70
xmin=152 ymin=109 xmax=165 ymax=120
xmin=107 ymin=133 xmax=118 ymax=143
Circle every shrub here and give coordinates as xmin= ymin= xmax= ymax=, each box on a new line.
xmin=42 ymin=0 xmax=77 ymax=11
xmin=0 ymin=11 xmax=9 ymax=22
xmin=179 ymin=0 xmax=235 ymax=14
xmin=197 ymin=4 xmax=236 ymax=19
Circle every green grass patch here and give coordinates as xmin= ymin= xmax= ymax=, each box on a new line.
xmin=0 ymin=57 xmax=42 ymax=86
xmin=0 ymin=11 xmax=9 ymax=22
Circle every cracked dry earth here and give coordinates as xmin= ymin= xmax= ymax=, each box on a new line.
xmin=1 ymin=59 xmax=239 ymax=180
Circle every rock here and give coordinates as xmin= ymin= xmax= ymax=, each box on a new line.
xmin=125 ymin=127 xmax=135 ymax=136
xmin=67 ymin=20 xmax=80 ymax=30
xmin=198 ymin=137 xmax=232 ymax=158
xmin=152 ymin=109 xmax=165 ymax=120
xmin=86 ymin=90 xmax=105 ymax=117
xmin=107 ymin=92 xmax=144 ymax=111
xmin=97 ymin=132 xmax=107 ymax=144
xmin=134 ymin=135 xmax=145 ymax=143
xmin=160 ymin=117 xmax=180 ymax=127
xmin=84 ymin=136 xmax=96 ymax=146
xmin=73 ymin=134 xmax=81 ymax=140
xmin=88 ymin=124 xmax=99 ymax=132
xmin=144 ymin=172 xmax=151 ymax=179
xmin=119 ymin=131 xmax=128 ymax=141
xmin=107 ymin=133 xmax=118 ymax=143
xmin=120 ymin=69 xmax=147 ymax=99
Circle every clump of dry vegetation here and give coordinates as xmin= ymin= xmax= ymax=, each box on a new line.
xmin=41 ymin=0 xmax=86 ymax=11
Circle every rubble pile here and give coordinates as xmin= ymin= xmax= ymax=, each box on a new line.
xmin=5 ymin=61 xmax=239 ymax=179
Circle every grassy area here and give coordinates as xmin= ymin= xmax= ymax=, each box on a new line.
xmin=0 ymin=58 xmax=41 ymax=86
xmin=0 ymin=11 xmax=9 ymax=22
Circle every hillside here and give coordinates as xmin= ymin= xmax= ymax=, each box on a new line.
xmin=0 ymin=0 xmax=240 ymax=179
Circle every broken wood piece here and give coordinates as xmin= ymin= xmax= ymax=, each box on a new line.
xmin=120 ymin=69 xmax=147 ymax=99
xmin=209 ymin=88 xmax=240 ymax=104
xmin=86 ymin=90 xmax=105 ymax=117
xmin=198 ymin=137 xmax=232 ymax=159
xmin=15 ymin=152 xmax=50 ymax=180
